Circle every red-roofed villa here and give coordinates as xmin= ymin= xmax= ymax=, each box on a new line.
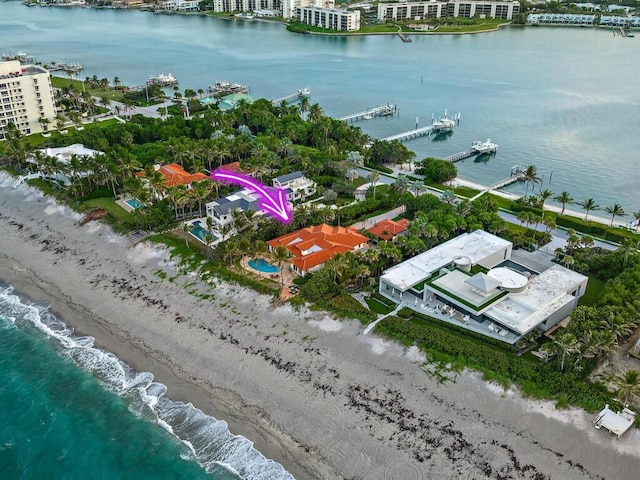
xmin=367 ymin=218 xmax=410 ymax=242
xmin=267 ymin=224 xmax=369 ymax=277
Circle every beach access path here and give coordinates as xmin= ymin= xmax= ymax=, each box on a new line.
xmin=1 ymin=173 xmax=640 ymax=480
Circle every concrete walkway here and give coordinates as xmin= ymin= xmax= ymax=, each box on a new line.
xmin=363 ymin=303 xmax=403 ymax=335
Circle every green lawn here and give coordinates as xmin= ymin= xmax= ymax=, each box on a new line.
xmin=50 ymin=76 xmax=126 ymax=102
xmin=433 ymin=20 xmax=510 ymax=33
xmin=365 ymin=296 xmax=394 ymax=315
xmin=81 ymin=197 xmax=136 ymax=228
xmin=579 ymin=274 xmax=607 ymax=307
xmin=25 ymin=118 xmax=119 ymax=147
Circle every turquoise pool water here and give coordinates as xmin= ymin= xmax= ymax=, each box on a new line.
xmin=191 ymin=226 xmax=216 ymax=243
xmin=248 ymin=258 xmax=279 ymax=273
xmin=126 ymin=198 xmax=142 ymax=209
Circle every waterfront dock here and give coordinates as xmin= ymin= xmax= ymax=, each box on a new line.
xmin=489 ymin=165 xmax=526 ymax=190
xmin=397 ymin=32 xmax=412 ymax=43
xmin=443 ymin=139 xmax=498 ymax=163
xmin=272 ymin=88 xmax=310 ymax=105
xmin=443 ymin=148 xmax=478 ymax=163
xmin=381 ymin=124 xmax=436 ymax=142
xmin=337 ymin=103 xmax=397 ymax=123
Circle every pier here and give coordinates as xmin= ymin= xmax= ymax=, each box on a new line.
xmin=443 ymin=149 xmax=478 ymax=163
xmin=380 ymin=124 xmax=436 ymax=143
xmin=47 ymin=62 xmax=84 ymax=74
xmin=272 ymin=88 xmax=310 ymax=106
xmin=443 ymin=139 xmax=498 ymax=163
xmin=489 ymin=165 xmax=526 ymax=190
xmin=397 ymin=32 xmax=412 ymax=43
xmin=337 ymin=103 xmax=397 ymax=123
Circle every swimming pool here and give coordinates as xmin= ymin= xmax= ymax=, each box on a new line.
xmin=190 ymin=226 xmax=217 ymax=243
xmin=248 ymin=258 xmax=280 ymax=273
xmin=125 ymin=198 xmax=142 ymax=209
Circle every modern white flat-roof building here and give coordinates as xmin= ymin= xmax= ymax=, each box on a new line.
xmin=379 ymin=230 xmax=588 ymax=344
xmin=378 ymin=0 xmax=520 ymax=22
xmin=0 ymin=60 xmax=56 ymax=140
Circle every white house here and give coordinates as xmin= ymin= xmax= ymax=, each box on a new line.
xmin=205 ymin=188 xmax=264 ymax=230
xmin=272 ymin=171 xmax=316 ymax=201
xmin=379 ymin=230 xmax=588 ymax=344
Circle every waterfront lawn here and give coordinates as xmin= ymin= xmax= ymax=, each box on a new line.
xmin=82 ymin=196 xmax=136 ymax=228
xmin=287 ymin=22 xmax=399 ymax=34
xmin=50 ymin=76 xmax=124 ymax=102
xmin=433 ymin=19 xmax=510 ymax=33
xmin=365 ymin=296 xmax=394 ymax=315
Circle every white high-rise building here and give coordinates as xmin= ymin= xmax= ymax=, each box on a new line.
xmin=0 ymin=60 xmax=56 ymax=141
xmin=282 ymin=0 xmax=334 ymax=19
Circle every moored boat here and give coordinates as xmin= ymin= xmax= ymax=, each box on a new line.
xmin=472 ymin=138 xmax=499 ymax=154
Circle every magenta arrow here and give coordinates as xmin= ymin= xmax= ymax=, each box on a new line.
xmin=212 ymin=170 xmax=292 ymax=224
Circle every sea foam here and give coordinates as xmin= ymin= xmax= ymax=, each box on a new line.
xmin=0 ymin=285 xmax=295 ymax=480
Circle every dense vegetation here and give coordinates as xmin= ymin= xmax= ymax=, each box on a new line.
xmin=2 ymin=79 xmax=639 ymax=415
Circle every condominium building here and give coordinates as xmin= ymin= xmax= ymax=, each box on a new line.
xmin=282 ymin=0 xmax=333 ymax=19
xmin=212 ymin=0 xmax=282 ymax=13
xmin=0 ymin=60 xmax=56 ymax=141
xmin=378 ymin=0 xmax=520 ymax=22
xmin=159 ymin=0 xmax=200 ymax=10
xmin=298 ymin=6 xmax=361 ymax=30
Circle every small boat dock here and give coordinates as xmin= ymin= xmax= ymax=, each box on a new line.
xmin=397 ymin=32 xmax=412 ymax=43
xmin=443 ymin=139 xmax=498 ymax=163
xmin=208 ymin=81 xmax=249 ymax=95
xmin=147 ymin=73 xmax=178 ymax=87
xmin=47 ymin=62 xmax=84 ymax=74
xmin=489 ymin=165 xmax=526 ymax=190
xmin=381 ymin=110 xmax=460 ymax=143
xmin=272 ymin=88 xmax=310 ymax=105
xmin=338 ymin=103 xmax=397 ymax=123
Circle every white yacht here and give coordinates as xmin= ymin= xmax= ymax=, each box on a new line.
xmin=472 ymin=139 xmax=498 ymax=154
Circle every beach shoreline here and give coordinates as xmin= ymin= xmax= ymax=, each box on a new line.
xmin=2 ymin=175 xmax=640 ymax=480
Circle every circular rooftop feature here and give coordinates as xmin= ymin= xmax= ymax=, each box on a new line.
xmin=453 ymin=255 xmax=472 ymax=272
xmin=487 ymin=267 xmax=528 ymax=293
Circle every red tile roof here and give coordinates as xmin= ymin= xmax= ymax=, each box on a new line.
xmin=267 ymin=224 xmax=369 ymax=273
xmin=367 ymin=218 xmax=410 ymax=241
xmin=137 ymin=163 xmax=209 ymax=187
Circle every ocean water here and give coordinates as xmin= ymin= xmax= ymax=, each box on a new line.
xmin=0 ymin=285 xmax=293 ymax=480
xmin=1 ymin=3 xmax=638 ymax=214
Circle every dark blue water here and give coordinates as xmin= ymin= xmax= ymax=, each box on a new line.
xmin=0 ymin=285 xmax=293 ymax=480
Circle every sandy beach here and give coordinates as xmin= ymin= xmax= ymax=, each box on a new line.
xmin=1 ymin=173 xmax=639 ymax=480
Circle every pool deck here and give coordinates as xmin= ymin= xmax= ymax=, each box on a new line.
xmin=241 ymin=256 xmax=300 ymax=299
xmin=115 ymin=196 xmax=137 ymax=213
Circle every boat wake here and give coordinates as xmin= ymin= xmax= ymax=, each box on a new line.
xmin=0 ymin=285 xmax=294 ymax=480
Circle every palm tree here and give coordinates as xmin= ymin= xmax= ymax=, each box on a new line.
xmin=522 ymin=165 xmax=541 ymax=201
xmin=599 ymin=308 xmax=634 ymax=342
xmin=271 ymin=245 xmax=290 ymax=289
xmin=554 ymin=191 xmax=574 ymax=216
xmin=633 ymin=211 xmax=640 ymax=232
xmin=538 ymin=188 xmax=554 ymax=215
xmin=553 ymin=333 xmax=580 ymax=372
xmin=367 ymin=171 xmax=380 ymax=197
xmin=612 ymin=369 xmax=640 ymax=406
xmin=578 ymin=198 xmax=600 ymax=221
xmin=604 ymin=203 xmax=626 ymax=226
